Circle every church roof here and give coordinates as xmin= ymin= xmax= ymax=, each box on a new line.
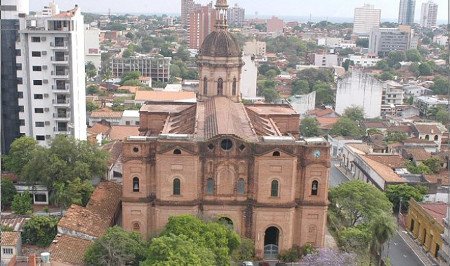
xmin=199 ymin=30 xmax=241 ymax=58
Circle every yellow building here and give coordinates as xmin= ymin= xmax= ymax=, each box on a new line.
xmin=406 ymin=199 xmax=447 ymax=259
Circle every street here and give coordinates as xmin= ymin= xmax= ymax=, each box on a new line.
xmin=383 ymin=232 xmax=425 ymax=266
xmin=329 ymin=160 xmax=351 ymax=188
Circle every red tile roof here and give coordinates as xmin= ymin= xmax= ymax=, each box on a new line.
xmin=49 ymin=235 xmax=92 ymax=265
xmin=1 ymin=231 xmax=20 ymax=246
xmin=365 ymin=155 xmax=406 ymax=169
xmin=109 ymin=126 xmax=140 ymax=141
xmin=135 ymin=91 xmax=196 ymax=102
xmin=87 ymin=123 xmax=110 ymax=135
xmin=419 ymin=202 xmax=447 ymax=227
xmin=414 ymin=124 xmax=442 ymax=135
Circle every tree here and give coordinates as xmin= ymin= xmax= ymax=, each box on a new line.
xmin=408 ymin=63 xmax=420 ymax=76
xmin=418 ymin=62 xmax=433 ymax=76
xmin=159 ymin=215 xmax=240 ymax=266
xmin=297 ymin=68 xmax=334 ymax=90
xmin=22 ymin=215 xmax=58 ymax=247
xmin=385 ymin=131 xmax=408 ymax=143
xmin=291 ymin=80 xmax=310 ymax=95
xmin=406 ymin=161 xmax=432 ymax=175
xmin=431 ymin=77 xmax=450 ymax=95
xmin=330 ymin=118 xmax=363 ymax=138
xmin=356 ymin=38 xmax=369 ymax=48
xmin=385 ymin=184 xmax=427 ymax=213
xmin=343 ymin=106 xmax=365 ymax=122
xmin=387 ymin=51 xmax=406 ymax=67
xmin=87 ymin=101 xmax=100 ymax=112
xmin=231 ymin=238 xmax=255 ymax=262
xmin=84 ymin=226 xmax=147 ymax=266
xmin=300 ymin=117 xmax=322 ymax=137
xmin=342 ymin=59 xmax=354 ymax=71
xmin=379 ymin=72 xmax=395 ymax=81
xmin=1 ymin=179 xmax=17 ymax=210
xmin=258 ymin=64 xmax=280 ymax=76
xmin=436 ymin=108 xmax=449 ymax=125
xmin=143 ymin=234 xmax=215 ymax=265
xmin=329 ymin=181 xmax=393 ymax=227
xmin=261 ymin=87 xmax=280 ymax=103
xmin=301 ymin=249 xmax=356 ymax=266
xmin=121 ymin=71 xmax=141 ymax=84
xmin=314 ymin=82 xmax=335 ymax=106
xmin=375 ymin=60 xmax=389 ymax=71
xmin=11 ymin=191 xmax=33 ymax=215
xmin=405 ymin=49 xmax=422 ymax=62
xmin=86 ymin=85 xmax=99 ymax=95
xmin=422 ymin=157 xmax=443 ymax=174
xmin=369 ymin=214 xmax=396 ymax=265
xmin=3 ymin=136 xmax=38 ymax=176
xmin=85 ymin=62 xmax=97 ymax=80
xmin=339 ymin=226 xmax=371 ymax=254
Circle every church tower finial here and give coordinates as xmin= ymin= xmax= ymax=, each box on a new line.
xmin=215 ymin=0 xmax=229 ymax=30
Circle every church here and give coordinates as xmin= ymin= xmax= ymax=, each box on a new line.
xmin=121 ymin=0 xmax=330 ymax=258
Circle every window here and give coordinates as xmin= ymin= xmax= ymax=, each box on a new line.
xmin=34 ymin=194 xmax=47 ymax=202
xmin=126 ymin=121 xmax=131 ymax=125
xmin=434 ymin=135 xmax=439 ymax=141
xmin=272 ymin=151 xmax=280 ymax=157
xmin=425 ymin=135 xmax=430 ymax=140
xmin=31 ymin=37 xmax=41 ymax=42
xmin=34 ymin=108 xmax=44 ymax=113
xmin=271 ymin=180 xmax=279 ymax=197
xmin=36 ymin=135 xmax=45 ymax=141
xmin=204 ymin=77 xmax=208 ymax=95
xmin=19 ymin=106 xmax=24 ymax=112
xmin=206 ymin=178 xmax=215 ymax=195
xmin=173 ymin=178 xmax=181 ymax=195
xmin=18 ymin=92 xmax=23 ymax=98
xmin=33 ymin=80 xmax=43 ymax=85
xmin=16 ymin=63 xmax=22 ymax=70
xmin=232 ymin=78 xmax=237 ymax=95
xmin=237 ymin=178 xmax=245 ymax=195
xmin=31 ymin=51 xmax=41 ymax=57
xmin=217 ymin=78 xmax=223 ymax=95
xmin=35 ymin=122 xmax=45 ymax=127
xmin=32 ymin=66 xmax=42 ymax=71
xmin=2 ymin=248 xmax=13 ymax=255
xmin=16 ymin=49 xmax=21 ymax=56
xmin=132 ymin=222 xmax=140 ymax=232
xmin=311 ymin=180 xmax=319 ymax=196
xmin=19 ymin=119 xmax=25 ymax=126
xmin=34 ymin=94 xmax=43 ymax=99
xmin=173 ymin=149 xmax=181 ymax=155
xmin=17 ymin=77 xmax=23 ymax=84
xmin=221 ymin=139 xmax=233 ymax=150
xmin=133 ymin=177 xmax=140 ymax=192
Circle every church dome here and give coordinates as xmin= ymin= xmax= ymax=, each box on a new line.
xmin=199 ymin=30 xmax=241 ymax=57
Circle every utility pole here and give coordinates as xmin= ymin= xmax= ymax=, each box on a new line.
xmin=398 ymin=197 xmax=403 ymax=224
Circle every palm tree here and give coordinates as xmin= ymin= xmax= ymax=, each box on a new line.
xmin=370 ymin=214 xmax=396 ymax=265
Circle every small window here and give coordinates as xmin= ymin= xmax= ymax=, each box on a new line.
xmin=35 ymin=122 xmax=45 ymax=127
xmin=206 ymin=178 xmax=215 ymax=195
xmin=133 ymin=177 xmax=140 ymax=192
xmin=31 ymin=37 xmax=41 ymax=42
xmin=232 ymin=78 xmax=237 ymax=96
xmin=239 ymin=144 xmax=246 ymax=151
xmin=19 ymin=119 xmax=25 ymax=126
xmin=237 ymin=178 xmax=245 ymax=195
xmin=16 ymin=49 xmax=21 ymax=56
xmin=272 ymin=151 xmax=280 ymax=157
xmin=32 ymin=66 xmax=42 ymax=71
xmin=271 ymin=180 xmax=279 ymax=197
xmin=33 ymin=80 xmax=43 ymax=85
xmin=19 ymin=106 xmax=24 ymax=112
xmin=204 ymin=77 xmax=208 ymax=95
xmin=16 ymin=63 xmax=22 ymax=70
xmin=34 ymin=194 xmax=47 ymax=202
xmin=2 ymin=248 xmax=13 ymax=255
xmin=208 ymin=143 xmax=214 ymax=150
xmin=221 ymin=139 xmax=233 ymax=151
xmin=17 ymin=78 xmax=23 ymax=84
xmin=133 ymin=147 xmax=139 ymax=153
xmin=173 ymin=178 xmax=181 ymax=195
xmin=434 ymin=135 xmax=439 ymax=141
xmin=34 ymin=94 xmax=43 ymax=99
xmin=173 ymin=149 xmax=181 ymax=155
xmin=311 ymin=180 xmax=319 ymax=196
xmin=18 ymin=92 xmax=23 ymax=98
xmin=36 ymin=135 xmax=45 ymax=141
xmin=31 ymin=51 xmax=41 ymax=57
xmin=132 ymin=222 xmax=140 ymax=232
xmin=34 ymin=108 xmax=44 ymax=113
xmin=425 ymin=135 xmax=430 ymax=140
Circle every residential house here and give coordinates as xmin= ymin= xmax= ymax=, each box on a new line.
xmin=1 ymin=232 xmax=22 ymax=265
xmin=89 ymin=111 xmax=123 ymax=126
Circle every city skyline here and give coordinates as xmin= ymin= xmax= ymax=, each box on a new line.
xmin=30 ymin=0 xmax=448 ymax=22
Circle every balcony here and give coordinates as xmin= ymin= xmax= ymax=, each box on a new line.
xmin=53 ymin=112 xmax=71 ymax=121
xmin=50 ymin=41 xmax=69 ymax=50
xmin=51 ymin=55 xmax=69 ymax=64
xmin=52 ymin=84 xmax=70 ymax=92
xmin=51 ymin=70 xmax=69 ymax=79
xmin=52 ymin=98 xmax=70 ymax=107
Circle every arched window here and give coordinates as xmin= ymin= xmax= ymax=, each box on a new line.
xmin=132 ymin=222 xmax=140 ymax=232
xmin=425 ymin=135 xmax=430 ymax=140
xmin=237 ymin=178 xmax=245 ymax=194
xmin=173 ymin=149 xmax=181 ymax=155
xmin=206 ymin=178 xmax=215 ymax=195
xmin=173 ymin=178 xmax=181 ymax=195
xmin=204 ymin=77 xmax=208 ymax=95
xmin=217 ymin=78 xmax=223 ymax=95
xmin=311 ymin=180 xmax=319 ymax=196
xmin=272 ymin=151 xmax=280 ymax=157
xmin=133 ymin=177 xmax=140 ymax=192
xmin=271 ymin=180 xmax=279 ymax=197
xmin=434 ymin=135 xmax=439 ymax=141
xmin=232 ymin=78 xmax=237 ymax=96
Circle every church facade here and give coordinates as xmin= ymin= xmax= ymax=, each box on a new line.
xmin=121 ymin=0 xmax=330 ymax=258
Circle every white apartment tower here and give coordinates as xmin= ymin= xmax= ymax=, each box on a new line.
xmin=353 ymin=4 xmax=381 ymax=36
xmin=420 ymin=1 xmax=438 ymax=28
xmin=16 ymin=4 xmax=87 ymax=145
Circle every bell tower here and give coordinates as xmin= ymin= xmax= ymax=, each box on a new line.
xmin=215 ymin=0 xmax=229 ymax=30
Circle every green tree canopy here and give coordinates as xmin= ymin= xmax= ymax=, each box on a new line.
xmin=3 ymin=136 xmax=38 ymax=176
xmin=291 ymin=80 xmax=310 ymax=95
xmin=297 ymin=68 xmax=334 ymax=90
xmin=84 ymin=226 xmax=147 ymax=266
xmin=143 ymin=234 xmax=215 ymax=265
xmin=405 ymin=49 xmax=422 ymax=62
xmin=385 ymin=184 xmax=427 ymax=213
xmin=436 ymin=108 xmax=449 ymax=125
xmin=375 ymin=60 xmax=389 ymax=71
xmin=422 ymin=157 xmax=443 ymax=174
xmin=121 ymin=71 xmax=141 ymax=84
xmin=431 ymin=77 xmax=450 ymax=95
xmin=385 ymin=131 xmax=408 ymax=143
xmin=11 ymin=191 xmax=33 ymax=215
xmin=418 ymin=62 xmax=433 ymax=76
xmin=22 ymin=215 xmax=59 ymax=247
xmin=330 ymin=117 xmax=363 ymax=138
xmin=329 ymin=181 xmax=393 ymax=227
xmin=343 ymin=106 xmax=365 ymax=122
xmin=314 ymin=82 xmax=335 ymax=106
xmin=1 ymin=179 xmax=17 ymax=210
xmin=300 ymin=117 xmax=322 ymax=137
xmin=387 ymin=51 xmax=406 ymax=67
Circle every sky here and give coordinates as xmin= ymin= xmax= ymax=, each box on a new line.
xmin=30 ymin=0 xmax=448 ymax=22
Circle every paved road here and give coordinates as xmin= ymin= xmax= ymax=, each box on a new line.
xmin=329 ymin=160 xmax=350 ymax=188
xmin=384 ymin=232 xmax=425 ymax=266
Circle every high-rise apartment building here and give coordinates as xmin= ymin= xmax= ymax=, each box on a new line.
xmin=15 ymin=4 xmax=87 ymax=144
xmin=227 ymin=3 xmax=245 ymax=27
xmin=189 ymin=3 xmax=216 ymax=49
xmin=1 ymin=0 xmax=29 ymax=154
xmin=353 ymin=4 xmax=381 ymax=36
xmin=398 ymin=0 xmax=416 ymax=25
xmin=369 ymin=25 xmax=417 ymax=57
xmin=420 ymin=1 xmax=438 ymax=28
xmin=181 ymin=0 xmax=195 ymax=28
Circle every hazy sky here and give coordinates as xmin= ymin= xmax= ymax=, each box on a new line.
xmin=30 ymin=0 xmax=448 ymax=21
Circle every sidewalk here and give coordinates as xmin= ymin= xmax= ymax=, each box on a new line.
xmin=396 ymin=229 xmax=438 ymax=266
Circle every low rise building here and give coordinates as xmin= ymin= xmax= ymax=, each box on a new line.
xmin=314 ymin=54 xmax=338 ymax=67
xmin=110 ymin=56 xmax=171 ymax=81
xmin=348 ymin=55 xmax=381 ymax=68
xmin=415 ymin=96 xmax=449 ymax=117
xmin=383 ymin=81 xmax=405 ymax=106
xmin=1 ymin=232 xmax=22 ymax=265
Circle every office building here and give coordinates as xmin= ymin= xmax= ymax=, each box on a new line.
xmin=189 ymin=3 xmax=216 ymax=49
xmin=227 ymin=3 xmax=245 ymax=27
xmin=122 ymin=0 xmax=330 ymax=259
xmin=421 ymin=1 xmax=438 ymax=28
xmin=181 ymin=0 xmax=195 ymax=28
xmin=267 ymin=16 xmax=284 ymax=34
xmin=15 ymin=4 xmax=87 ymax=144
xmin=110 ymin=56 xmax=171 ymax=82
xmin=84 ymin=25 xmax=101 ymax=69
xmin=399 ymin=0 xmax=416 ymax=25
xmin=369 ymin=26 xmax=417 ymax=56
xmin=353 ymin=4 xmax=381 ymax=36
xmin=1 ymin=0 xmax=29 ymax=153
